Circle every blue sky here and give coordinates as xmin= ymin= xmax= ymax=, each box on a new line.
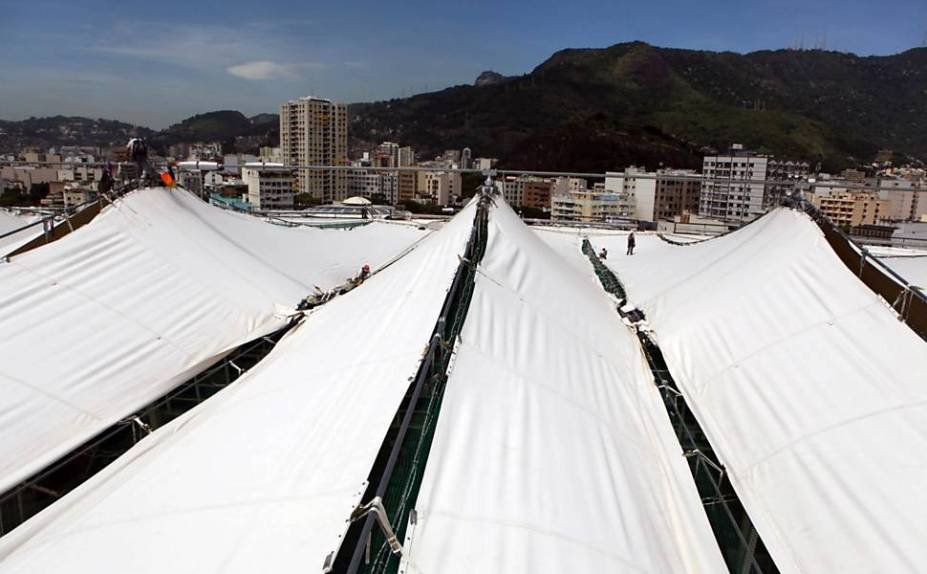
xmin=1 ymin=0 xmax=924 ymax=128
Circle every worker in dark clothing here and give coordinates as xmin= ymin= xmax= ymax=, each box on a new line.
xmin=627 ymin=232 xmax=636 ymax=256
xmin=99 ymin=167 xmax=114 ymax=195
xmin=127 ymin=138 xmax=151 ymax=185
xmin=598 ymin=247 xmax=608 ymax=260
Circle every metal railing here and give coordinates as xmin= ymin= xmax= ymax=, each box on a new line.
xmin=782 ymin=194 xmax=927 ymax=340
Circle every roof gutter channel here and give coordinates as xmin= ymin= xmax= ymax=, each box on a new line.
xmin=331 ymin=190 xmax=492 ymax=574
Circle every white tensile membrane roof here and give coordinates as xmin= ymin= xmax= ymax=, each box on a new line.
xmin=0 ymin=209 xmax=43 ymax=257
xmin=863 ymin=245 xmax=927 ymax=289
xmin=590 ymin=210 xmax=927 ymax=573
xmin=0 ymin=200 xmax=476 ymax=572
xmin=0 ymin=187 xmax=428 ymax=495
xmin=401 ymin=201 xmax=727 ymax=573
xmin=879 ymin=254 xmax=927 ymax=288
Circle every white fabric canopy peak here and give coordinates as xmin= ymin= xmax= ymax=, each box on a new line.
xmin=401 ymin=201 xmax=726 ymax=573
xmin=591 ymin=210 xmax=927 ymax=574
xmin=0 ymin=200 xmax=476 ymax=573
xmin=0 ymin=187 xmax=427 ymax=494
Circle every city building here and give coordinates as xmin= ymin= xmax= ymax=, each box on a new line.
xmin=699 ymin=145 xmax=768 ymax=222
xmin=415 ymin=171 xmax=460 ymax=205
xmin=608 ymin=168 xmax=701 ymax=222
xmin=496 ymin=176 xmax=525 ymax=207
xmin=764 ymin=160 xmax=811 ymax=209
xmin=381 ymin=172 xmax=398 ymax=205
xmin=397 ymin=146 xmax=415 ymax=168
xmin=222 ymin=154 xmax=259 ymax=176
xmin=374 ymin=142 xmax=400 ymax=168
xmin=700 ymin=145 xmax=810 ymax=221
xmin=346 ymin=171 xmax=383 ymax=202
xmin=497 ymin=175 xmax=554 ymax=211
xmin=550 ymin=190 xmax=633 ymax=222
xmin=655 ymin=169 xmax=701 ymax=221
xmin=176 ymin=161 xmax=221 ymax=198
xmin=807 ymin=189 xmax=889 ymax=228
xmin=242 ymin=162 xmax=295 ymax=210
xmin=397 ymin=171 xmax=418 ymax=204
xmin=63 ymin=185 xmax=98 ymax=206
xmin=606 ymin=168 xmax=655 ymax=221
xmin=279 ymin=96 xmax=348 ymax=203
xmin=522 ymin=178 xmax=553 ymax=211
xmin=259 ymin=147 xmax=283 ymax=163
xmin=473 ymin=157 xmax=496 ymax=171
xmin=460 ymin=147 xmax=472 ymax=169
xmin=552 ymin=177 xmax=588 ymax=196
xmin=187 ymin=143 xmax=223 ymax=161
xmin=877 ymin=178 xmax=924 ymax=221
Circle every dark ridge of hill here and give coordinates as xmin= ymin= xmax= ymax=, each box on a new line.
xmin=0 ymin=116 xmax=154 ymax=153
xmin=152 ymin=111 xmax=279 ymax=152
xmin=348 ymin=42 xmax=927 ymax=171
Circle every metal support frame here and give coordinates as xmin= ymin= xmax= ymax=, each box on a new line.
xmin=0 ymin=319 xmax=297 ymax=537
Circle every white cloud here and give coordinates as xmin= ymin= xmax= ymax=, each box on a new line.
xmin=227 ymin=61 xmax=297 ymax=80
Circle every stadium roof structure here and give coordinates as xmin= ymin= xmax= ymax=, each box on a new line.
xmin=865 ymin=246 xmax=927 ymax=290
xmin=0 ymin=199 xmax=477 ymax=572
xmin=402 ymin=201 xmax=726 ymax=573
xmin=1 ymin=187 xmax=926 ymax=574
xmin=587 ymin=210 xmax=927 ymax=573
xmin=0 ymin=188 xmax=427 ymax=495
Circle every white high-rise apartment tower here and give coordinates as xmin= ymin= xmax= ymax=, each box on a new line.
xmin=699 ymin=144 xmax=768 ymax=222
xmin=279 ymin=96 xmax=348 ymax=203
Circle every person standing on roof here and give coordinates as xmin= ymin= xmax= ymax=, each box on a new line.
xmin=126 ymin=138 xmax=151 ymax=185
xmin=627 ymin=232 xmax=636 ymax=256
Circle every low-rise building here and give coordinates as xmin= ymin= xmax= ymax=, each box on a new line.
xmin=177 ymin=161 xmax=221 ymax=198
xmin=551 ymin=190 xmax=632 ymax=222
xmin=522 ymin=178 xmax=553 ymax=211
xmin=415 ymin=171 xmax=459 ymax=205
xmin=808 ymin=189 xmax=889 ymax=228
xmin=496 ymin=176 xmax=554 ymax=212
xmin=346 ymin=171 xmax=383 ymax=201
xmin=242 ymin=163 xmax=295 ymax=210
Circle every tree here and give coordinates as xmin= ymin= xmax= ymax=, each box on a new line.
xmin=400 ymin=199 xmax=443 ymax=215
xmin=0 ymin=188 xmax=29 ymax=207
xmin=460 ymin=173 xmax=485 ymax=199
xmin=519 ymin=205 xmax=549 ymax=220
xmin=28 ymin=183 xmax=50 ymax=204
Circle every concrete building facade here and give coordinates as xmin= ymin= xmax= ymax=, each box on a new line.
xmin=551 ymin=190 xmax=633 ymax=222
xmin=699 ymin=146 xmax=768 ymax=222
xmin=242 ymin=163 xmax=295 ymax=210
xmin=808 ymin=190 xmax=889 ymax=228
xmin=279 ymin=96 xmax=348 ymax=203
